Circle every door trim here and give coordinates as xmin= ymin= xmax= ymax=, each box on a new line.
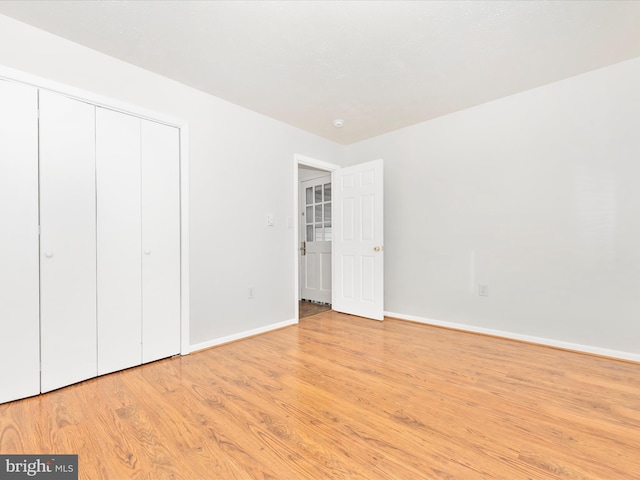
xmin=293 ymin=154 xmax=340 ymax=322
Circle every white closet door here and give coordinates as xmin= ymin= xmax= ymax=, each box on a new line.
xmin=141 ymin=120 xmax=181 ymax=363
xmin=40 ymin=91 xmax=97 ymax=393
xmin=96 ymin=108 xmax=142 ymax=375
xmin=0 ymin=80 xmax=40 ymax=404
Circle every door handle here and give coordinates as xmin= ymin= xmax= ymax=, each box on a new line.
xmin=300 ymin=241 xmax=306 ymax=256
xmin=373 ymin=246 xmax=383 ymax=252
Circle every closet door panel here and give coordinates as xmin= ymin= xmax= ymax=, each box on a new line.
xmin=96 ymin=107 xmax=142 ymax=375
xmin=0 ymin=80 xmax=40 ymax=404
xmin=141 ymin=120 xmax=181 ymax=363
xmin=39 ymin=91 xmax=97 ymax=393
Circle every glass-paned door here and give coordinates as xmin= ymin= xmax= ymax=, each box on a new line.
xmin=300 ymin=173 xmax=332 ymax=304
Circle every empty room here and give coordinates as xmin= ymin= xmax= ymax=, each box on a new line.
xmin=0 ymin=1 xmax=639 ymax=479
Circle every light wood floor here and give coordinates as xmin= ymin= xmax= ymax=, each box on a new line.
xmin=1 ymin=311 xmax=639 ymax=479
xmin=299 ymin=300 xmax=331 ymax=319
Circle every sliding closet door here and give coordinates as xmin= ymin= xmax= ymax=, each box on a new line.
xmin=141 ymin=120 xmax=181 ymax=363
xmin=39 ymin=91 xmax=97 ymax=393
xmin=0 ymin=80 xmax=40 ymax=404
xmin=96 ymin=108 xmax=142 ymax=375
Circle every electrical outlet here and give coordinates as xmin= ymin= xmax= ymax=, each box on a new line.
xmin=248 ymin=286 xmax=255 ymax=299
xmin=478 ymin=284 xmax=488 ymax=297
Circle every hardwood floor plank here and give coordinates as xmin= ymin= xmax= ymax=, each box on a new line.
xmin=1 ymin=311 xmax=639 ymax=479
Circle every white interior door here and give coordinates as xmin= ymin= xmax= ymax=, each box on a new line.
xmin=300 ymin=175 xmax=332 ymax=304
xmin=40 ymin=91 xmax=98 ymax=392
xmin=141 ymin=119 xmax=181 ymax=363
xmin=96 ymin=107 xmax=142 ymax=375
xmin=333 ymin=159 xmax=384 ymax=320
xmin=0 ymin=80 xmax=40 ymax=404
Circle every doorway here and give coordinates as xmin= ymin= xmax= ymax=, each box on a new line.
xmin=293 ymin=154 xmax=385 ymax=322
xmin=299 ymin=171 xmax=332 ymax=302
xmin=298 ymin=165 xmax=332 ymax=318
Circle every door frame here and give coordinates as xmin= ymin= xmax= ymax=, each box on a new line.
xmin=293 ymin=154 xmax=340 ymax=322
xmin=0 ymin=64 xmax=191 ymax=356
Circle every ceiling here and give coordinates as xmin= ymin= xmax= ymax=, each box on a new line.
xmin=1 ymin=1 xmax=639 ymax=145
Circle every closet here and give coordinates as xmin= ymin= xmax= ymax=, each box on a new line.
xmin=0 ymin=79 xmax=183 ymax=402
xmin=94 ymin=106 xmax=181 ymax=377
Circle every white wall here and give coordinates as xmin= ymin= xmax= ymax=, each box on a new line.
xmin=0 ymin=15 xmax=344 ymax=348
xmin=346 ymin=56 xmax=640 ymax=360
xmin=3 ymin=13 xmax=639 ymax=361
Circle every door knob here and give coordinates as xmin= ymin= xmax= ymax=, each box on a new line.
xmin=144 ymin=249 xmax=151 ymax=255
xmin=44 ymin=251 xmax=54 ymax=258
xmin=373 ymin=246 xmax=383 ymax=252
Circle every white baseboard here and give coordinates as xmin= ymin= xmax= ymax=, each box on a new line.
xmin=385 ymin=311 xmax=640 ymax=363
xmin=190 ymin=318 xmax=298 ymax=353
